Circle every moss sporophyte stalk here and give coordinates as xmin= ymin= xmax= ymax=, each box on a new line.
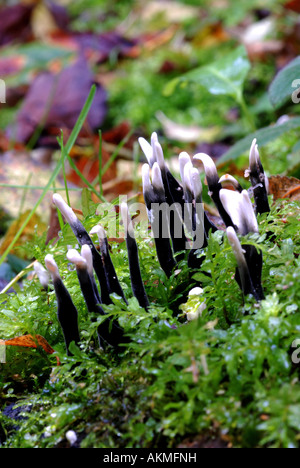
xmin=1 ymin=133 xmax=300 ymax=448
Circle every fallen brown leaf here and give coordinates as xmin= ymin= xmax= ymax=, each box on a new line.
xmin=0 ymin=210 xmax=47 ymax=257
xmin=268 ymin=175 xmax=300 ymax=201
xmin=2 ymin=334 xmax=60 ymax=365
xmin=9 ymin=57 xmax=107 ymax=145
xmin=285 ymin=0 xmax=300 ymax=13
xmin=0 ymin=3 xmax=34 ymax=46
xmin=4 ymin=334 xmax=54 ymax=352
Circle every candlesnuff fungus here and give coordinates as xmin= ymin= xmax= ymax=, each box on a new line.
xmin=193 ymin=153 xmax=235 ymax=230
xmin=33 ymin=261 xmax=50 ymax=290
xmin=180 ymin=160 xmax=207 ymax=269
xmin=45 ymin=254 xmax=80 ymax=355
xmin=219 ymin=189 xmax=259 ymax=236
xmin=66 ymin=248 xmax=127 ymax=350
xmin=89 ymin=224 xmax=127 ymax=304
xmin=139 ymin=132 xmax=184 ymax=209
xmin=219 ymin=189 xmax=264 ymax=300
xmin=180 ymin=154 xmax=210 ymax=240
xmin=142 ymin=162 xmax=177 ymax=278
xmin=219 ymin=174 xmax=243 ymax=193
xmin=247 ymin=138 xmax=270 ymax=216
xmin=181 ymin=159 xmax=195 ymax=232
xmin=81 ymin=244 xmax=101 ymax=305
xmin=138 ymin=132 xmax=158 ymax=169
xmin=53 ymin=193 xmax=126 ymax=306
xmin=66 ymin=248 xmax=99 ymax=314
xmin=39 ymin=135 xmax=270 ymax=355
xmin=120 ymin=203 xmax=150 ymax=310
xmin=226 ymin=227 xmax=264 ymax=301
xmin=139 ymin=134 xmax=187 ymax=257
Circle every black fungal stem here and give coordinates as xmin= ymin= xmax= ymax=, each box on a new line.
xmin=67 ymin=250 xmax=128 ymax=351
xmin=121 ymin=203 xmax=150 ymax=310
xmin=45 ymin=254 xmax=80 ymax=355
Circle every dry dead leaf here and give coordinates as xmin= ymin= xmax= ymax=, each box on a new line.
xmin=2 ymin=334 xmax=60 ymax=364
xmin=4 ymin=334 xmax=53 ymax=352
xmin=268 ymin=175 xmax=300 ymax=201
xmin=285 ymin=0 xmax=300 ymax=13
xmin=0 ymin=210 xmax=46 ymax=257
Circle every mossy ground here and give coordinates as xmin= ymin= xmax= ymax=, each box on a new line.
xmin=0 ymin=197 xmax=299 ymax=448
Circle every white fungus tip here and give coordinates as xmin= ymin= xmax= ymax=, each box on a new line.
xmin=183 ymin=161 xmax=193 ymax=193
xmin=226 ymin=226 xmax=238 ymax=243
xmin=89 ymin=224 xmax=107 ymax=240
xmin=241 ymin=190 xmax=259 ymax=233
xmin=142 ymin=163 xmax=151 ymax=194
xmin=190 ymin=167 xmax=202 ymax=200
xmin=226 ymin=227 xmax=248 ymax=270
xmin=66 ymin=249 xmax=87 ymax=268
xmin=152 ymin=162 xmax=164 ymax=191
xmin=44 ymin=254 xmax=60 ymax=278
xmin=154 ymin=141 xmax=165 ymax=171
xmin=188 ymin=287 xmax=204 ymax=296
xmin=81 ymin=244 xmax=93 ymax=275
xmin=219 ymin=174 xmax=241 ymax=190
xmin=138 ymin=137 xmax=155 ymax=166
xmin=193 ymin=153 xmax=218 ymax=183
xmin=65 ymin=430 xmax=77 ymax=446
xmin=52 ymin=193 xmax=77 ymax=224
xmin=151 ymin=132 xmax=158 ymax=144
xmin=89 ymin=225 xmax=100 ymax=235
xmin=120 ymin=202 xmax=135 ymax=237
xmin=33 ymin=261 xmax=50 ymax=288
xmin=220 ymin=188 xmax=258 ymax=235
xmin=120 ymin=202 xmax=129 ymax=222
xmin=249 ymin=138 xmax=259 ymax=170
xmin=179 ymin=152 xmax=191 ymax=184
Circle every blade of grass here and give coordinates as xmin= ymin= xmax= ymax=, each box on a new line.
xmin=90 ymin=129 xmax=134 ymax=188
xmin=0 ymin=84 xmax=97 ymax=268
xmin=18 ymin=173 xmax=32 ymax=217
xmin=0 ymin=261 xmax=35 ymax=295
xmin=52 ymin=180 xmax=65 ymax=232
xmin=66 ymin=154 xmax=107 ymax=203
xmin=132 ymin=141 xmax=140 ymax=194
xmin=58 ymin=130 xmax=71 ymax=206
xmin=0 ymin=184 xmax=82 ymax=191
xmin=102 ymin=129 xmax=133 ymax=176
xmin=98 ymin=129 xmax=103 ymax=197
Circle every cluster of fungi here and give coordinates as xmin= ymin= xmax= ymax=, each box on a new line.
xmin=34 ymin=135 xmax=270 ymax=355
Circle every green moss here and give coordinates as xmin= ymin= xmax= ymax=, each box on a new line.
xmin=0 ymin=197 xmax=299 ymax=448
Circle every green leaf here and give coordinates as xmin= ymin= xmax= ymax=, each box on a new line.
xmin=164 ymin=45 xmax=250 ymax=102
xmin=269 ymin=56 xmax=300 ymax=109
xmin=217 ymin=116 xmax=300 ymax=164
